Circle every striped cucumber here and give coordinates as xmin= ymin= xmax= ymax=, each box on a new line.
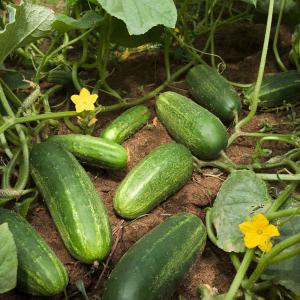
xmin=244 ymin=70 xmax=300 ymax=108
xmin=47 ymin=134 xmax=127 ymax=169
xmin=100 ymin=105 xmax=151 ymax=143
xmin=0 ymin=209 xmax=68 ymax=296
xmin=156 ymin=91 xmax=228 ymax=160
xmin=102 ymin=212 xmax=207 ymax=300
xmin=114 ymin=143 xmax=193 ymax=219
xmin=30 ymin=142 xmax=112 ymax=264
xmin=186 ymin=64 xmax=241 ymax=122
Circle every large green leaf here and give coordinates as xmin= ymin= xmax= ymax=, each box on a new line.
xmin=211 ymin=170 xmax=272 ymax=253
xmin=262 ymin=200 xmax=300 ymax=295
xmin=52 ymin=11 xmax=104 ymax=33
xmin=0 ymin=223 xmax=18 ymax=293
xmin=92 ymin=0 xmax=177 ymax=35
xmin=0 ymin=3 xmax=55 ymax=63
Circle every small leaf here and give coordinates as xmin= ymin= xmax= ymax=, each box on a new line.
xmin=211 ymin=170 xmax=272 ymax=252
xmin=52 ymin=11 xmax=104 ymax=33
xmin=0 ymin=223 xmax=18 ymax=293
xmin=92 ymin=0 xmax=177 ymax=35
xmin=0 ymin=3 xmax=55 ymax=63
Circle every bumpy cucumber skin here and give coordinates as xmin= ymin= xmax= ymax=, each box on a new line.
xmin=102 ymin=212 xmax=207 ymax=300
xmin=0 ymin=209 xmax=68 ymax=296
xmin=156 ymin=91 xmax=228 ymax=160
xmin=113 ymin=143 xmax=193 ymax=219
xmin=100 ymin=105 xmax=151 ymax=143
xmin=30 ymin=142 xmax=112 ymax=264
xmin=244 ymin=71 xmax=300 ymax=108
xmin=47 ymin=134 xmax=128 ymax=169
xmin=186 ymin=64 xmax=241 ymax=123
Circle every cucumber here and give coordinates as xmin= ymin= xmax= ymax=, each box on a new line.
xmin=47 ymin=134 xmax=127 ymax=169
xmin=0 ymin=209 xmax=68 ymax=296
xmin=114 ymin=143 xmax=193 ymax=219
xmin=102 ymin=212 xmax=207 ymax=300
xmin=244 ymin=70 xmax=300 ymax=108
xmin=156 ymin=91 xmax=228 ymax=160
xmin=30 ymin=142 xmax=112 ymax=264
xmin=100 ymin=105 xmax=151 ymax=144
xmin=186 ymin=64 xmax=241 ymax=123
xmin=47 ymin=69 xmax=73 ymax=86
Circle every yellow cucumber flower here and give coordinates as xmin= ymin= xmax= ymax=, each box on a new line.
xmin=239 ymin=213 xmax=280 ymax=252
xmin=71 ymin=88 xmax=98 ymax=113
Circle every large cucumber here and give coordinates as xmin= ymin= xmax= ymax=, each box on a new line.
xmin=30 ymin=142 xmax=112 ymax=264
xmin=244 ymin=70 xmax=300 ymax=108
xmin=186 ymin=64 xmax=241 ymax=123
xmin=113 ymin=143 xmax=193 ymax=219
xmin=0 ymin=209 xmax=68 ymax=296
xmin=100 ymin=105 xmax=151 ymax=143
xmin=156 ymin=91 xmax=228 ymax=160
xmin=47 ymin=134 xmax=127 ymax=169
xmin=102 ymin=212 xmax=207 ymax=300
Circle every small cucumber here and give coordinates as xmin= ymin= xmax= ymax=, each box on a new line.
xmin=0 ymin=209 xmax=68 ymax=296
xmin=244 ymin=70 xmax=300 ymax=108
xmin=47 ymin=134 xmax=128 ymax=169
xmin=47 ymin=69 xmax=73 ymax=86
xmin=100 ymin=105 xmax=151 ymax=144
xmin=102 ymin=212 xmax=207 ymax=300
xmin=113 ymin=143 xmax=193 ymax=219
xmin=156 ymin=91 xmax=228 ymax=160
xmin=186 ymin=64 xmax=241 ymax=123
xmin=30 ymin=142 xmax=112 ymax=264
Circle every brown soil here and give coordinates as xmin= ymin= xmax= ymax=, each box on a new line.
xmin=1 ymin=22 xmax=296 ymax=300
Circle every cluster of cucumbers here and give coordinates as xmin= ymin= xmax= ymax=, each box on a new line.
xmin=1 ymin=64 xmax=300 ymax=299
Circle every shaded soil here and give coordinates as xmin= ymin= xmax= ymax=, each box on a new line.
xmin=1 ymin=22 xmax=297 ymax=300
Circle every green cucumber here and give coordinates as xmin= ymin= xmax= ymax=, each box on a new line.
xmin=30 ymin=142 xmax=112 ymax=264
xmin=114 ymin=143 xmax=193 ymax=219
xmin=0 ymin=209 xmax=68 ymax=296
xmin=156 ymin=91 xmax=228 ymax=160
xmin=102 ymin=212 xmax=206 ymax=300
xmin=186 ymin=64 xmax=241 ymax=123
xmin=47 ymin=134 xmax=127 ymax=169
xmin=244 ymin=70 xmax=300 ymax=108
xmin=47 ymin=69 xmax=73 ymax=86
xmin=100 ymin=105 xmax=151 ymax=144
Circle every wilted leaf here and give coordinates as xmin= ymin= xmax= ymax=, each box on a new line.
xmin=0 ymin=3 xmax=55 ymax=63
xmin=211 ymin=170 xmax=272 ymax=252
xmin=0 ymin=223 xmax=18 ymax=293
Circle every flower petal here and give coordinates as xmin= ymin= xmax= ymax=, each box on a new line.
xmin=239 ymin=221 xmax=255 ymax=235
xmin=71 ymin=95 xmax=80 ymax=104
xmin=244 ymin=232 xmax=260 ymax=248
xmin=79 ymin=88 xmax=90 ymax=97
xmin=75 ymin=103 xmax=85 ymax=113
xmin=263 ymin=224 xmax=280 ymax=238
xmin=252 ymin=213 xmax=269 ymax=228
xmin=258 ymin=240 xmax=273 ymax=252
xmin=89 ymin=94 xmax=98 ymax=103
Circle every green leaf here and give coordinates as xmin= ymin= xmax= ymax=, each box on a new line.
xmin=211 ymin=170 xmax=272 ymax=253
xmin=92 ymin=0 xmax=177 ymax=35
xmin=0 ymin=3 xmax=55 ymax=63
xmin=52 ymin=11 xmax=104 ymax=33
xmin=262 ymin=200 xmax=300 ymax=295
xmin=0 ymin=223 xmax=18 ymax=293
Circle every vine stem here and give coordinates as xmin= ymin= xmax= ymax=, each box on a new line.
xmin=224 ymin=250 xmax=254 ymax=300
xmin=244 ymin=233 xmax=300 ymax=289
xmin=234 ymin=0 xmax=275 ymax=132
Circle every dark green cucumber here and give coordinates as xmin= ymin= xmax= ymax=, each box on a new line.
xmin=244 ymin=70 xmax=300 ymax=108
xmin=100 ymin=105 xmax=151 ymax=144
xmin=47 ymin=69 xmax=73 ymax=86
xmin=156 ymin=91 xmax=228 ymax=160
xmin=30 ymin=142 xmax=112 ymax=264
xmin=0 ymin=209 xmax=68 ymax=296
xmin=186 ymin=64 xmax=241 ymax=123
xmin=47 ymin=134 xmax=127 ymax=169
xmin=102 ymin=212 xmax=207 ymax=300
xmin=114 ymin=143 xmax=193 ymax=219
